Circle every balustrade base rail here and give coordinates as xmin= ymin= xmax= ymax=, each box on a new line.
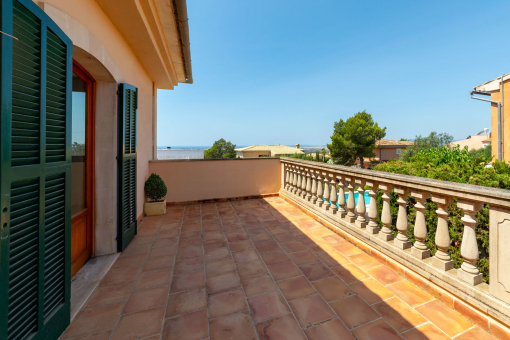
xmin=280 ymin=157 xmax=510 ymax=328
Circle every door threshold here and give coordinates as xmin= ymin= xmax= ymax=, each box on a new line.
xmin=70 ymin=253 xmax=119 ymax=321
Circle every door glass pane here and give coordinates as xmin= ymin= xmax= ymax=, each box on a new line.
xmin=71 ymin=73 xmax=87 ymax=215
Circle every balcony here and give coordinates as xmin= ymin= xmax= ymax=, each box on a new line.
xmin=61 ymin=157 xmax=510 ymax=339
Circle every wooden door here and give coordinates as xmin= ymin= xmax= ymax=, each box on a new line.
xmin=0 ymin=0 xmax=73 ymax=339
xmin=70 ymin=62 xmax=94 ymax=277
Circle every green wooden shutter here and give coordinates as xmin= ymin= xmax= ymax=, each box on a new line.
xmin=0 ymin=0 xmax=72 ymax=339
xmin=117 ymin=83 xmax=137 ymax=251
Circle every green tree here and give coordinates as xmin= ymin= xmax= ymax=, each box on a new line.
xmin=327 ymin=111 xmax=386 ymax=168
xmin=400 ymin=138 xmax=409 ymax=141
xmin=468 ymin=143 xmax=492 ymax=161
xmin=399 ymin=132 xmax=453 ymax=162
xmin=204 ymin=138 xmax=236 ymax=159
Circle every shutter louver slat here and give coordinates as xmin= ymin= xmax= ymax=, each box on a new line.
xmin=7 ymin=178 xmax=40 ymax=340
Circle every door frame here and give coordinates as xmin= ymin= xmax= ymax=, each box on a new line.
xmin=70 ymin=60 xmax=96 ymax=276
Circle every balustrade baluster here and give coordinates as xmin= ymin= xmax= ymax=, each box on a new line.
xmin=345 ymin=177 xmax=356 ymax=223
xmin=355 ymin=179 xmax=367 ymax=228
xmin=379 ymin=183 xmax=394 ymax=241
xmin=284 ymin=166 xmax=290 ymax=191
xmin=311 ymin=171 xmax=317 ymax=204
xmin=288 ymin=166 xmax=294 ymax=192
xmin=296 ymin=168 xmax=302 ymax=196
xmin=394 ymin=186 xmax=411 ymax=249
xmin=457 ymin=200 xmax=483 ymax=285
xmin=366 ymin=181 xmax=380 ymax=234
xmin=431 ymin=194 xmax=454 ymax=271
xmin=292 ymin=166 xmax=297 ymax=194
xmin=305 ymin=168 xmax=312 ymax=201
xmin=411 ymin=190 xmax=431 ymax=259
xmin=330 ymin=174 xmax=338 ymax=215
xmin=317 ymin=172 xmax=324 ymax=207
xmin=323 ymin=173 xmax=331 ymax=211
xmin=301 ymin=168 xmax=308 ymax=199
xmin=337 ymin=175 xmax=346 ymax=218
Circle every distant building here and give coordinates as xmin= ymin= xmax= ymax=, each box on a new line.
xmin=451 ymin=129 xmax=491 ymax=151
xmin=157 ymin=149 xmax=204 ymax=160
xmin=354 ymin=139 xmax=414 ymax=168
xmin=235 ymin=144 xmax=304 ymax=158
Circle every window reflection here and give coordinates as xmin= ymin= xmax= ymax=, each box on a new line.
xmin=71 ymin=73 xmax=87 ymax=216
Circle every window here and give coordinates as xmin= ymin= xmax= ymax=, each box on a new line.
xmin=396 ymin=149 xmax=401 ymax=154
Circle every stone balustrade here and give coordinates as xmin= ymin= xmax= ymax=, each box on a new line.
xmin=279 ymin=157 xmax=510 ymax=325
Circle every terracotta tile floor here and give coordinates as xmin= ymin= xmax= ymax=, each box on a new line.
xmin=61 ymin=198 xmax=499 ymax=340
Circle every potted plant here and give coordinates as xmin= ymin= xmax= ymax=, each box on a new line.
xmin=144 ymin=173 xmax=167 ymax=216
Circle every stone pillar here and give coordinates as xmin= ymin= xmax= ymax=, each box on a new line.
xmin=292 ymin=166 xmax=297 ymax=194
xmin=330 ymin=174 xmax=338 ymax=215
xmin=317 ymin=172 xmax=324 ymax=208
xmin=355 ymin=179 xmax=367 ymax=228
xmin=296 ymin=168 xmax=302 ymax=196
xmin=284 ymin=166 xmax=290 ymax=191
xmin=345 ymin=176 xmax=356 ymax=223
xmin=366 ymin=181 xmax=380 ymax=234
xmin=301 ymin=168 xmax=307 ymax=199
xmin=323 ymin=172 xmax=331 ymax=211
xmin=379 ymin=183 xmax=394 ymax=241
xmin=394 ymin=186 xmax=411 ymax=249
xmin=337 ymin=175 xmax=346 ymax=218
xmin=411 ymin=190 xmax=431 ymax=259
xmin=457 ymin=200 xmax=483 ymax=285
xmin=311 ymin=171 xmax=317 ymax=204
xmin=305 ymin=168 xmax=312 ymax=201
xmin=430 ymin=194 xmax=454 ymax=271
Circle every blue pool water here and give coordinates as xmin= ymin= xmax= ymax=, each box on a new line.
xmin=323 ymin=191 xmax=371 ymax=208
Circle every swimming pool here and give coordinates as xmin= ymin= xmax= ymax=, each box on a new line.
xmin=323 ymin=191 xmax=371 ymax=208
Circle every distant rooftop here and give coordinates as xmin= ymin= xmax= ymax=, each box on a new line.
xmin=376 ymin=139 xmax=414 ymax=147
xmin=235 ymin=144 xmax=304 ymax=155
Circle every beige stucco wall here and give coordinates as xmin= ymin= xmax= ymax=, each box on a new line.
xmin=37 ymin=0 xmax=157 ymax=255
xmin=490 ymin=78 xmax=510 ymax=161
xmin=149 ymin=159 xmax=282 ymax=203
xmin=240 ymin=151 xmax=272 ymax=158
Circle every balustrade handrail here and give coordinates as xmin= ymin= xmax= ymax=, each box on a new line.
xmin=280 ymin=157 xmax=510 ymax=208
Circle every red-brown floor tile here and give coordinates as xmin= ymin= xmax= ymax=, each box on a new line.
xmin=456 ymin=327 xmax=498 ymax=340
xmin=246 ymin=226 xmax=267 ymax=235
xmin=203 ymin=238 xmax=228 ymax=250
xmin=62 ymin=303 xmax=124 ymax=339
xmin=234 ymin=249 xmax=260 ymax=263
xmin=349 ymin=252 xmax=382 ymax=270
xmin=170 ymin=271 xmax=205 ymax=293
xmin=180 ymin=231 xmax=201 ymax=239
xmin=229 ymin=240 xmax=254 ymax=252
xmin=299 ymin=262 xmax=335 ymax=281
xmin=157 ymin=229 xmax=180 ymax=238
xmin=255 ymin=314 xmax=306 ymax=340
xmin=178 ymin=237 xmax=201 ymax=249
xmin=123 ymin=286 xmax=169 ymax=314
xmin=287 ymin=250 xmax=319 ymax=265
xmin=402 ymin=323 xmax=450 ymax=340
xmin=203 ymin=223 xmax=223 ymax=232
xmin=366 ymin=265 xmax=404 ymax=286
xmin=153 ymin=237 xmax=179 ymax=248
xmin=149 ymin=246 xmax=177 ymax=259
xmin=388 ymin=280 xmax=433 ymax=308
xmin=267 ymin=261 xmax=302 ymax=281
xmin=416 ymin=300 xmax=473 ymax=337
xmin=289 ymin=294 xmax=336 ymax=327
xmin=207 ymin=271 xmax=241 ymax=294
xmin=166 ymin=288 xmax=207 ymax=318
xmin=203 ymin=231 xmax=224 ymax=241
xmin=71 ymin=331 xmax=113 ymax=340
xmin=318 ymin=252 xmax=350 ymax=267
xmin=329 ymin=295 xmax=379 ymax=329
xmin=175 ymin=246 xmax=203 ymax=261
xmin=110 ymin=254 xmax=146 ymax=270
xmin=250 ymin=232 xmax=274 ymax=243
xmin=100 ymin=267 xmax=141 ymax=287
xmin=236 ymin=259 xmax=268 ymax=278
xmin=173 ymin=258 xmax=203 ymax=275
xmin=204 ymin=247 xmax=231 ymax=262
xmin=334 ymin=242 xmax=363 ymax=256
xmin=351 ymin=319 xmax=402 ymax=340
xmin=280 ymin=241 xmax=308 ymax=253
xmin=373 ymin=297 xmax=427 ymax=333
xmin=142 ymin=255 xmax=175 ymax=272
xmin=209 ymin=310 xmax=257 ymax=340
xmin=85 ymin=282 xmax=133 ymax=308
xmin=112 ymin=307 xmax=165 ymax=340
xmin=332 ymin=263 xmax=370 ymax=284
xmin=248 ymin=291 xmax=291 ymax=323
xmin=304 ymin=318 xmax=355 ymax=340
xmin=227 ymin=233 xmax=250 ymax=242
xmin=134 ymin=268 xmax=173 ymax=290
xmin=277 ymin=276 xmax=316 ymax=301
xmin=121 ymin=244 xmax=152 ymax=258
xmin=312 ymin=277 xmax=354 ymax=302
xmin=162 ymin=309 xmax=208 ymax=340
xmin=273 ymin=232 xmax=297 ymax=243
xmin=266 ymin=226 xmax=288 ymax=235
xmin=350 ymin=279 xmax=394 ymax=305
xmin=307 ymin=243 xmax=337 ymax=255
xmin=130 ymin=235 xmax=157 ymax=245
xmin=241 ymin=273 xmax=278 ymax=297
xmin=255 ymin=241 xmax=282 ymax=253
xmin=208 ymin=288 xmax=248 ymax=318
xmin=261 ymin=250 xmax=290 ymax=265
xmin=205 ymin=257 xmax=236 ymax=277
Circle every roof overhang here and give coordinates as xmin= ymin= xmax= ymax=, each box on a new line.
xmin=473 ymin=73 xmax=510 ymax=93
xmin=95 ymin=0 xmax=192 ymax=89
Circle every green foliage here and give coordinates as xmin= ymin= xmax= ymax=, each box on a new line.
xmin=327 ymin=111 xmax=386 ymax=168
xmin=144 ymin=173 xmax=167 ymax=201
xmin=415 ymin=145 xmax=473 ymax=165
xmin=468 ymin=143 xmax=492 ymax=160
xmin=399 ymin=132 xmax=454 ymax=162
xmin=72 ymin=142 xmax=85 ymax=156
xmin=400 ymin=138 xmax=409 ymax=141
xmin=204 ymin=138 xmax=236 ymax=159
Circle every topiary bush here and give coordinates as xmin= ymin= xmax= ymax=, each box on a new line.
xmin=144 ymin=173 xmax=167 ymax=202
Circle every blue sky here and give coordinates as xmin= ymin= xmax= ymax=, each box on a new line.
xmin=157 ymin=0 xmax=510 ymax=147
